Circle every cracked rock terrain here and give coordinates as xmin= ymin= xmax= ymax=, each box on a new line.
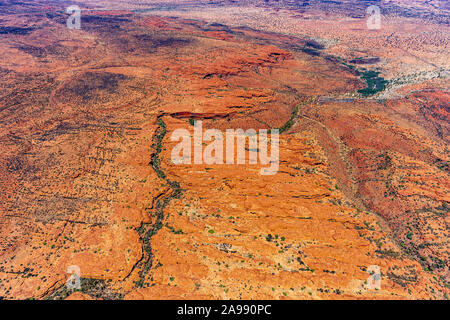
xmin=0 ymin=0 xmax=448 ymax=300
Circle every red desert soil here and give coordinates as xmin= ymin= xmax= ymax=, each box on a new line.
xmin=0 ymin=1 xmax=448 ymax=299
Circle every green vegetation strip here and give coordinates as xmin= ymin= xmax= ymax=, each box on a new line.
xmin=278 ymin=99 xmax=313 ymax=134
xmin=135 ymin=117 xmax=182 ymax=287
xmin=338 ymin=59 xmax=388 ymax=97
xmin=278 ymin=104 xmax=300 ymax=134
xmin=357 ymin=70 xmax=389 ymax=97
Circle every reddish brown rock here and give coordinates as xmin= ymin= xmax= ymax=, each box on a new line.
xmin=0 ymin=1 xmax=448 ymax=300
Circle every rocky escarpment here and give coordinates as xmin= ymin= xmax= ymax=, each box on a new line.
xmin=0 ymin=2 xmax=448 ymax=300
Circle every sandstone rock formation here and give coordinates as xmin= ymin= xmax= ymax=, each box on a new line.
xmin=0 ymin=0 xmax=448 ymax=300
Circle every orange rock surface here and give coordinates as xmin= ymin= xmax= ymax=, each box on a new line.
xmin=0 ymin=0 xmax=448 ymax=300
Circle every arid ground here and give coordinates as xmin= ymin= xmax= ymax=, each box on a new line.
xmin=0 ymin=0 xmax=448 ymax=300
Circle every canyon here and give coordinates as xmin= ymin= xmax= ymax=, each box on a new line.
xmin=0 ymin=0 xmax=448 ymax=300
